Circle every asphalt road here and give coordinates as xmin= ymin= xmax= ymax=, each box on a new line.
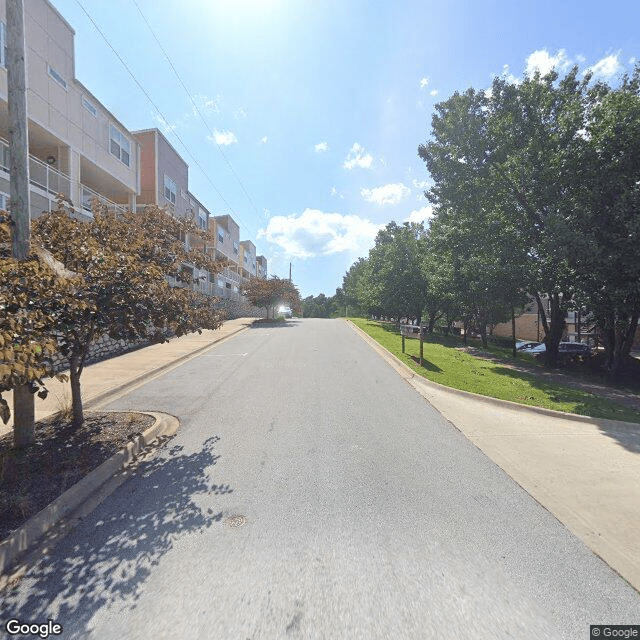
xmin=2 ymin=319 xmax=639 ymax=639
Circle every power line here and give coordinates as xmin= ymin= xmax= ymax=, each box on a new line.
xmin=130 ymin=0 xmax=263 ymax=229
xmin=74 ymin=0 xmax=258 ymax=238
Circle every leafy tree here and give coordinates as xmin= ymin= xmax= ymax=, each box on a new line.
xmin=0 ymin=211 xmax=79 ymax=445
xmin=573 ymin=68 xmax=640 ymax=380
xmin=419 ymin=68 xmax=592 ymax=365
xmin=367 ymin=221 xmax=429 ymax=324
xmin=242 ymin=276 xmax=300 ymax=318
xmin=30 ymin=203 xmax=226 ymax=428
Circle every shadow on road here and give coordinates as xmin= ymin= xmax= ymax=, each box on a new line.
xmin=0 ymin=436 xmax=228 ymax=638
xmin=250 ymin=321 xmax=296 ymax=329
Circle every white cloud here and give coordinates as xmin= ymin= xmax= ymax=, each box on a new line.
xmin=330 ymin=186 xmax=344 ymax=199
xmin=314 ymin=141 xmax=329 ymax=153
xmin=525 ymin=49 xmax=570 ymax=77
xmin=430 ymin=89 xmax=439 ymax=96
xmin=260 ymin=209 xmax=382 ymax=258
xmin=630 ymin=56 xmax=637 ymax=65
xmin=193 ymin=94 xmax=220 ymax=115
xmin=576 ymin=54 xmax=587 ymax=63
xmin=234 ymin=107 xmax=248 ymax=120
xmin=261 ymin=136 xmax=268 ymax=144
xmin=343 ymin=143 xmax=373 ymax=170
xmin=361 ymin=183 xmax=411 ymax=206
xmin=209 ymin=130 xmax=238 ymax=146
xmin=405 ymin=205 xmax=434 ymax=225
xmin=420 ymin=77 xmax=429 ymax=88
xmin=588 ymin=53 xmax=622 ymax=79
xmin=412 ymin=179 xmax=430 ymax=190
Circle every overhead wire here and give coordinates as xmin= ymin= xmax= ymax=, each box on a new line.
xmin=130 ymin=0 xmax=263 ymax=230
xmin=74 ymin=0 xmax=259 ymax=239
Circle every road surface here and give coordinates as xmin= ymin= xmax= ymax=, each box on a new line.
xmin=1 ymin=319 xmax=638 ymax=639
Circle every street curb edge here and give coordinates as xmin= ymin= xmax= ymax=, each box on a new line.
xmin=0 ymin=411 xmax=179 ymax=579
xmin=344 ymin=319 xmax=640 ymax=429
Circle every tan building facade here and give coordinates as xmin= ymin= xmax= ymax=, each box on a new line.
xmin=0 ymin=0 xmax=140 ymax=219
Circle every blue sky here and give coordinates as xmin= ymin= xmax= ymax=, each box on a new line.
xmin=53 ymin=0 xmax=638 ymax=297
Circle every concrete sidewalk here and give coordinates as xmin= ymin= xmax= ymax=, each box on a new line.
xmin=0 ymin=317 xmax=255 ymax=437
xmin=346 ymin=319 xmax=640 ymax=593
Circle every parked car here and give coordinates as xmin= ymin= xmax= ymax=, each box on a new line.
xmin=559 ymin=341 xmax=592 ymax=357
xmin=520 ymin=342 xmax=546 ymax=354
xmin=516 ymin=341 xmax=541 ymax=351
xmin=520 ymin=341 xmax=592 ymax=359
xmin=278 ymin=305 xmax=293 ymax=318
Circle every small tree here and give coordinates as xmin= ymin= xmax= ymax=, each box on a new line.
xmin=31 ymin=203 xmax=226 ymax=428
xmin=242 ymin=276 xmax=300 ymax=319
xmin=0 ymin=211 xmax=77 ymax=445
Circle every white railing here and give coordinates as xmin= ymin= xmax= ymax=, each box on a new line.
xmin=0 ymin=137 xmax=71 ymax=207
xmin=80 ymin=184 xmax=127 ymax=217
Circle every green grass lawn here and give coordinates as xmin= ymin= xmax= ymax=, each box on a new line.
xmin=350 ymin=318 xmax=640 ymax=423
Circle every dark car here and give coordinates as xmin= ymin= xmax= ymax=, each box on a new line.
xmin=558 ymin=341 xmax=592 ymax=357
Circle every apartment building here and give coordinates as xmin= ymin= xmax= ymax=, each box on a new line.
xmin=239 ymin=240 xmax=256 ymax=279
xmin=133 ymin=128 xmax=191 ymax=219
xmin=257 ymin=255 xmax=267 ymax=279
xmin=0 ymin=0 xmax=140 ymax=219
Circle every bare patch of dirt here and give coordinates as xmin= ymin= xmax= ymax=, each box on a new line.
xmin=0 ymin=411 xmax=154 ymax=540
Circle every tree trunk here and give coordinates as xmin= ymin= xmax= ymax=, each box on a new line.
xmin=463 ymin=319 xmax=468 ymax=345
xmin=544 ymin=293 xmax=567 ymax=367
xmin=479 ymin=311 xmax=488 ymax=348
xmin=13 ymin=383 xmax=35 ymax=448
xmin=69 ymin=352 xmax=84 ymax=429
xmin=605 ymin=310 xmax=639 ymax=383
xmin=511 ymin=306 xmax=517 ymax=358
xmin=427 ymin=312 xmax=437 ymax=334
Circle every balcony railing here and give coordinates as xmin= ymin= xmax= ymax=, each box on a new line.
xmin=80 ymin=184 xmax=127 ymax=217
xmin=0 ymin=137 xmax=71 ymax=207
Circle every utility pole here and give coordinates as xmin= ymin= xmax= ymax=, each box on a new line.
xmin=289 ymin=261 xmax=291 ymax=282
xmin=7 ymin=0 xmax=35 ymax=448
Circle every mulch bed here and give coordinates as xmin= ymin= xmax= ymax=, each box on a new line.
xmin=0 ymin=411 xmax=154 ymax=541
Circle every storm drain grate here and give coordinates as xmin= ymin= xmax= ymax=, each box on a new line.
xmin=225 ymin=515 xmax=247 ymax=528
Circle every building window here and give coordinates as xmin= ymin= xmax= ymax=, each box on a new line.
xmin=82 ymin=96 xmax=97 ymax=116
xmin=0 ymin=192 xmax=8 ymax=210
xmin=199 ymin=212 xmax=207 ymax=230
xmin=0 ymin=22 xmax=6 ymax=68
xmin=225 ymin=282 xmax=232 ymax=289
xmin=48 ymin=65 xmax=67 ymax=89
xmin=218 ymin=230 xmax=225 ymax=243
xmin=164 ymin=175 xmax=177 ymax=205
xmin=243 ymin=254 xmax=248 ymax=264
xmin=233 ymin=241 xmax=239 ymax=254
xmin=109 ymin=125 xmax=130 ymax=166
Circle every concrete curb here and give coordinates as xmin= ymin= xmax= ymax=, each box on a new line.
xmin=344 ymin=319 xmax=640 ymax=429
xmin=0 ymin=411 xmax=179 ymax=578
xmin=84 ymin=321 xmax=254 ymax=412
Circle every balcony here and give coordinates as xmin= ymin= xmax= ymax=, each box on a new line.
xmin=0 ymin=136 xmax=126 ymax=218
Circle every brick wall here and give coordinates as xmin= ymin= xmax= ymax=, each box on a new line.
xmin=492 ymin=313 xmax=541 ymax=341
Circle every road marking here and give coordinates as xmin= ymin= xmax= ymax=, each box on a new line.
xmin=202 ymin=353 xmax=248 ymax=357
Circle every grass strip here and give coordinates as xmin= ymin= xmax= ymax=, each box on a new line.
xmin=350 ymin=318 xmax=640 ymax=423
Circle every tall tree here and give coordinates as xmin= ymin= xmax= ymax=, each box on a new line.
xmin=420 ymin=68 xmax=592 ymax=364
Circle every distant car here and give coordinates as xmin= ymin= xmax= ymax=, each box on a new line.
xmin=559 ymin=341 xmax=592 ymax=357
xmin=278 ymin=305 xmax=293 ymax=318
xmin=519 ymin=341 xmax=592 ymax=359
xmin=520 ymin=342 xmax=546 ymax=354
xmin=516 ymin=341 xmax=541 ymax=351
